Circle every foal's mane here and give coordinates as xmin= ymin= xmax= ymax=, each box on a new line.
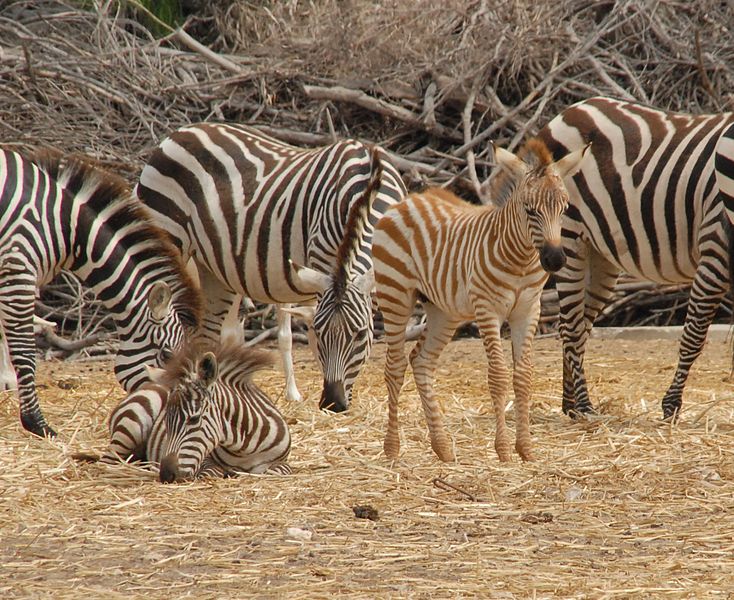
xmin=487 ymin=138 xmax=554 ymax=207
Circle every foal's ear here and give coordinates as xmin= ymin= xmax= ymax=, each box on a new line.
xmin=280 ymin=305 xmax=316 ymax=326
xmin=289 ymin=260 xmax=332 ymax=296
xmin=492 ymin=143 xmax=528 ymax=180
xmin=145 ymin=364 xmax=168 ymax=384
xmin=553 ymin=142 xmax=592 ymax=179
xmin=148 ymin=282 xmax=172 ymax=322
xmin=198 ymin=352 xmax=218 ymax=387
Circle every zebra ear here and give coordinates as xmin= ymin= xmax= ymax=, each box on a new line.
xmin=148 ymin=282 xmax=172 ymax=322
xmin=280 ymin=305 xmax=316 ymax=326
xmin=492 ymin=143 xmax=528 ymax=180
xmin=553 ymin=142 xmax=592 ymax=179
xmin=145 ymin=364 xmax=168 ymax=384
xmin=198 ymin=352 xmax=218 ymax=387
xmin=353 ymin=269 xmax=375 ymax=295
xmin=289 ymin=260 xmax=332 ymax=295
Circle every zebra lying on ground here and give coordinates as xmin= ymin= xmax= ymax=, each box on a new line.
xmin=0 ymin=149 xmax=201 ymax=438
xmin=374 ymin=140 xmax=589 ymax=463
xmin=92 ymin=341 xmax=291 ymax=482
xmin=136 ymin=124 xmax=405 ymax=412
xmin=537 ymin=96 xmax=734 ymax=420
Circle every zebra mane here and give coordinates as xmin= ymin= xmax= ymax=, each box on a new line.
xmin=487 ymin=138 xmax=554 ymax=207
xmin=27 ymin=149 xmax=203 ymax=329
xmin=333 ymin=148 xmax=383 ymax=297
xmin=160 ymin=341 xmax=275 ymax=389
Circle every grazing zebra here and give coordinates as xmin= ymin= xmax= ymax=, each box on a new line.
xmin=136 ymin=123 xmax=405 ymax=412
xmin=0 ymin=149 xmax=201 ymax=438
xmin=373 ymin=140 xmax=589 ymax=463
xmin=102 ymin=341 xmax=291 ymax=482
xmin=536 ymin=97 xmax=734 ymax=420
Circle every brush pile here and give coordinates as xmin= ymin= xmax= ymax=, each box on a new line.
xmin=1 ymin=0 xmax=733 ymax=347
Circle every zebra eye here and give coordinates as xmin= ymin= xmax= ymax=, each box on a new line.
xmin=187 ymin=414 xmax=201 ymax=425
xmin=159 ymin=347 xmax=174 ymax=362
xmin=526 ymin=207 xmax=539 ymax=217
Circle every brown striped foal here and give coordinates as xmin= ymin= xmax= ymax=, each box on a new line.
xmin=373 ymin=139 xmax=589 ymax=463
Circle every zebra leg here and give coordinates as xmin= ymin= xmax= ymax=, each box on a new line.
xmin=661 ymin=253 xmax=728 ymax=420
xmin=277 ymin=305 xmax=302 ymax=403
xmin=0 ymin=327 xmax=18 ymax=390
xmin=474 ymin=306 xmax=512 ymax=463
xmin=0 ymin=269 xmax=53 ymax=437
xmin=409 ymin=303 xmax=459 ymax=463
xmin=195 ymin=264 xmax=243 ymax=344
xmin=380 ymin=295 xmax=414 ymax=460
xmin=508 ymin=295 xmax=543 ymax=462
xmin=557 ymin=246 xmax=619 ymax=416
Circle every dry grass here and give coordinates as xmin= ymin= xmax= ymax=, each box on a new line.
xmin=2 ymin=336 xmax=734 ymax=598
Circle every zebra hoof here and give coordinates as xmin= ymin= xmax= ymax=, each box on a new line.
xmin=662 ymin=407 xmax=681 ymax=423
xmin=566 ymin=404 xmax=596 ymax=420
xmin=21 ymin=417 xmax=57 ymax=439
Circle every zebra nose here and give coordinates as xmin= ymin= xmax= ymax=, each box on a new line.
xmin=540 ymin=244 xmax=566 ymax=272
xmin=159 ymin=454 xmax=179 ymax=483
xmin=319 ymin=381 xmax=347 ymax=413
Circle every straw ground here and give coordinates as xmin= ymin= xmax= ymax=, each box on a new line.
xmin=2 ymin=335 xmax=734 ymax=598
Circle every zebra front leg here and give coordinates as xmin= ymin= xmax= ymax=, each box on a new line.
xmin=409 ymin=304 xmax=459 ymax=463
xmin=508 ymin=298 xmax=542 ymax=462
xmin=475 ymin=308 xmax=512 ymax=462
xmin=661 ymin=256 xmax=728 ymax=420
xmin=277 ymin=305 xmax=302 ymax=403
xmin=0 ymin=272 xmax=53 ymax=437
xmin=0 ymin=328 xmax=18 ymax=390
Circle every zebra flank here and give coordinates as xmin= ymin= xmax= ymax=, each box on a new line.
xmin=104 ymin=341 xmax=291 ymax=482
xmin=536 ymin=96 xmax=734 ymax=420
xmin=136 ymin=123 xmax=406 ymax=411
xmin=0 ymin=149 xmax=202 ymax=438
xmin=374 ymin=139 xmax=588 ymax=463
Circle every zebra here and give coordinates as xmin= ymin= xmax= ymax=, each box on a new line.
xmin=135 ymin=123 xmax=406 ymax=412
xmin=0 ymin=149 xmax=202 ymax=438
xmin=536 ymin=96 xmax=734 ymax=420
xmin=99 ymin=341 xmax=291 ymax=482
xmin=716 ymin=123 xmax=734 ymax=276
xmin=373 ymin=140 xmax=589 ymax=463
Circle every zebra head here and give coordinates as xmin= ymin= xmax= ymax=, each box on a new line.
xmin=287 ymin=150 xmax=383 ymax=413
xmin=114 ymin=279 xmax=201 ymax=393
xmin=155 ymin=351 xmax=219 ymax=483
xmin=491 ymin=140 xmax=590 ymax=272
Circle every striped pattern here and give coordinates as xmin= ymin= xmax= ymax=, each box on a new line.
xmin=136 ymin=124 xmax=406 ymax=411
xmin=537 ymin=97 xmax=734 ymax=419
xmin=0 ymin=149 xmax=201 ymax=437
xmin=373 ymin=140 xmax=588 ymax=463
xmin=105 ymin=342 xmax=291 ymax=481
xmin=715 ymin=123 xmax=734 ymax=277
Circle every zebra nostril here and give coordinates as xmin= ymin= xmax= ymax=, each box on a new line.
xmin=540 ymin=245 xmax=566 ymax=272
xmin=159 ymin=455 xmax=178 ymax=484
xmin=319 ymin=381 xmax=347 ymax=413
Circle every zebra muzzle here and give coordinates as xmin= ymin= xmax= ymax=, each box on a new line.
xmin=319 ymin=381 xmax=347 ymax=413
xmin=539 ymin=244 xmax=566 ymax=272
xmin=159 ymin=454 xmax=179 ymax=483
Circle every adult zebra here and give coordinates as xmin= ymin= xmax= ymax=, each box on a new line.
xmin=0 ymin=149 xmax=201 ymax=438
xmin=136 ymin=124 xmax=406 ymax=412
xmin=536 ymin=97 xmax=734 ymax=420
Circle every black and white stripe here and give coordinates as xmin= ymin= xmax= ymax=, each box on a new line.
xmin=136 ymin=124 xmax=406 ymax=412
xmin=105 ymin=342 xmax=291 ymax=482
xmin=0 ymin=149 xmax=201 ymax=437
xmin=537 ymin=96 xmax=734 ymax=419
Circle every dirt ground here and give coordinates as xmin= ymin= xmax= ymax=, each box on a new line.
xmin=2 ymin=335 xmax=734 ymax=599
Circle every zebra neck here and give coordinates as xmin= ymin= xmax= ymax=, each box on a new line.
xmin=485 ymin=199 xmax=537 ymax=263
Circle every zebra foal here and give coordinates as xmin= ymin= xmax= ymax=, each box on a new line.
xmin=103 ymin=341 xmax=291 ymax=482
xmin=136 ymin=124 xmax=406 ymax=412
xmin=537 ymin=97 xmax=734 ymax=420
xmin=373 ymin=140 xmax=589 ymax=463
xmin=0 ymin=149 xmax=201 ymax=437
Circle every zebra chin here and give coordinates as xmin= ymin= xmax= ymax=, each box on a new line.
xmin=159 ymin=454 xmax=183 ymax=483
xmin=539 ymin=244 xmax=566 ymax=272
xmin=319 ymin=381 xmax=348 ymax=413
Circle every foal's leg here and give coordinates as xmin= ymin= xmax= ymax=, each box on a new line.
xmin=474 ymin=305 xmax=511 ymax=462
xmin=195 ymin=263 xmax=242 ymax=344
xmin=409 ymin=303 xmax=460 ymax=462
xmin=508 ymin=295 xmax=543 ymax=462
xmin=276 ymin=305 xmax=302 ymax=403
xmin=379 ymin=293 xmax=415 ymax=459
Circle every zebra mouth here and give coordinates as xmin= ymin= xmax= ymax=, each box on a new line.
xmin=319 ymin=381 xmax=348 ymax=413
xmin=540 ymin=244 xmax=566 ymax=272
